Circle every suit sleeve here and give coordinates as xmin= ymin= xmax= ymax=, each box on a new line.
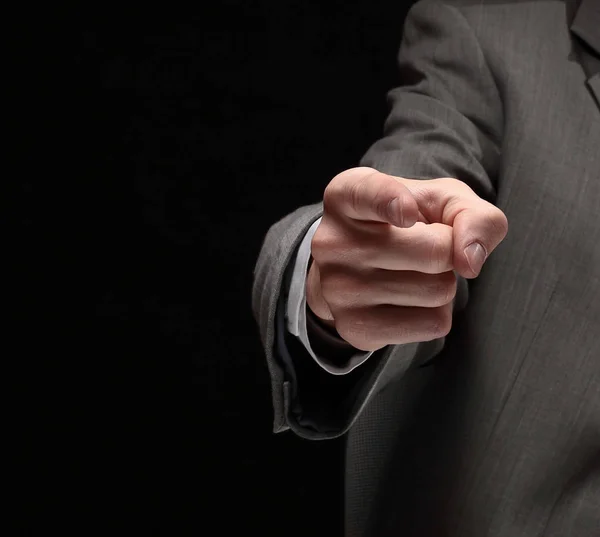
xmin=252 ymin=0 xmax=503 ymax=439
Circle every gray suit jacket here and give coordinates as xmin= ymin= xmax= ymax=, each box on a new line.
xmin=252 ymin=0 xmax=600 ymax=535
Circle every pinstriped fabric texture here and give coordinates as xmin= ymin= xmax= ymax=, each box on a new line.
xmin=252 ymin=0 xmax=600 ymax=534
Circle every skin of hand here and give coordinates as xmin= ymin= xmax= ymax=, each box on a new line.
xmin=306 ymin=167 xmax=509 ymax=351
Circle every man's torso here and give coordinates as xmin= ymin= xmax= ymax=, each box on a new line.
xmin=346 ymin=1 xmax=600 ymax=535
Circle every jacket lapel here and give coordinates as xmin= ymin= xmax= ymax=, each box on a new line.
xmin=570 ymin=0 xmax=600 ymax=108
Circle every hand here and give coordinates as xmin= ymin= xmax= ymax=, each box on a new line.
xmin=306 ymin=167 xmax=508 ymax=351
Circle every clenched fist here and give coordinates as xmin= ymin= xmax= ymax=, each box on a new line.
xmin=307 ymin=167 xmax=509 ymax=352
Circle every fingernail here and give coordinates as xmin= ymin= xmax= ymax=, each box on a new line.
xmin=464 ymin=242 xmax=487 ymax=275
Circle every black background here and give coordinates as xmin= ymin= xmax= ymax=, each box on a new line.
xmin=17 ymin=1 xmax=415 ymax=534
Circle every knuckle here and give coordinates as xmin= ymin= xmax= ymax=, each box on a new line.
xmin=311 ymin=219 xmax=367 ymax=267
xmin=310 ymin=224 xmax=336 ymax=261
xmin=324 ymin=171 xmax=353 ymax=211
xmin=425 ymin=272 xmax=457 ymax=306
xmin=346 ymin=176 xmax=369 ymax=213
xmin=310 ymin=225 xmax=325 ymax=252
xmin=346 ymin=170 xmax=382 ymax=213
xmin=427 ymin=307 xmax=453 ymax=339
xmin=323 ymin=182 xmax=341 ymax=213
xmin=373 ymin=186 xmax=397 ymax=220
xmin=429 ymin=232 xmax=452 ymax=272
xmin=321 ymin=271 xmax=364 ymax=311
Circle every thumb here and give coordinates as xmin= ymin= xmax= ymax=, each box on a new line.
xmin=451 ymin=198 xmax=509 ymax=279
